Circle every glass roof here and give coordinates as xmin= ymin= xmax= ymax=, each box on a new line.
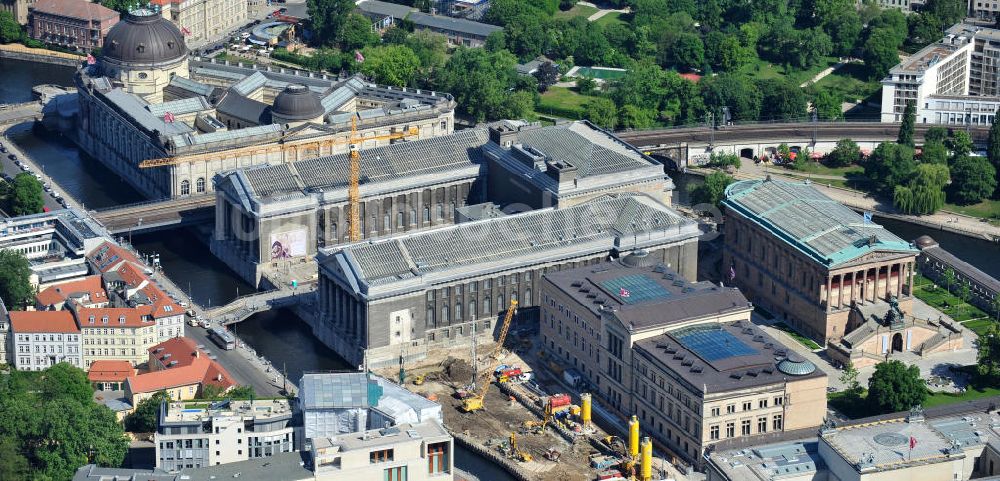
xmin=600 ymin=274 xmax=671 ymax=305
xmin=671 ymin=324 xmax=758 ymax=362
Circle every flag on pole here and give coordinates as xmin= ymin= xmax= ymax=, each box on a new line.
xmin=619 ymin=287 xmax=630 ymax=298
xmin=181 ymin=27 xmax=191 ymax=36
xmin=729 ymin=265 xmax=736 ymax=281
xmin=909 ymin=436 xmax=917 ymax=449
xmin=163 ymin=112 xmax=176 ymax=123
xmin=863 ymin=211 xmax=873 ymax=224
xmin=86 ymin=53 xmax=96 ymax=65
xmin=354 ymin=50 xmax=365 ymax=63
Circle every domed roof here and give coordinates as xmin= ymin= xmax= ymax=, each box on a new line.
xmin=271 ymin=84 xmax=325 ymax=121
xmin=103 ymin=10 xmax=188 ymax=66
xmin=776 ymin=353 xmax=817 ymax=376
xmin=914 ymin=235 xmax=938 ymax=249
xmin=620 ymin=249 xmax=657 ymax=268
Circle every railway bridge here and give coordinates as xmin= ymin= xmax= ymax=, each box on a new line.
xmin=0 ymin=102 xmax=43 ymax=126
xmin=90 ymin=194 xmax=215 ymax=235
xmin=616 ymin=121 xmax=991 ymax=170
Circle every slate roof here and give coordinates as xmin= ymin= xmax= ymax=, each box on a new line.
xmin=356 ymin=0 xmax=416 ymax=19
xmin=146 ymin=96 xmax=212 ymax=117
xmin=166 ymin=75 xmax=215 ymax=98
xmin=240 ymin=127 xmax=490 ymax=198
xmin=723 ymin=179 xmax=917 ymax=268
xmin=324 ymin=193 xmax=697 ymax=296
xmin=33 ymin=0 xmax=118 ymax=22
xmin=215 ymin=91 xmax=271 ymax=125
xmin=408 ymin=11 xmax=501 ymax=37
xmin=102 ymin=89 xmax=193 ymax=136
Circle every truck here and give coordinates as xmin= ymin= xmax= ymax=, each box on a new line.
xmin=548 ymin=393 xmax=571 ymax=412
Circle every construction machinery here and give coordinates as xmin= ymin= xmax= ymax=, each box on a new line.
xmin=138 ymin=123 xmax=419 ymax=169
xmin=413 ymin=374 xmax=426 ymax=385
xmin=460 ymin=299 xmax=518 ymax=412
xmin=508 ymin=432 xmax=532 ymax=462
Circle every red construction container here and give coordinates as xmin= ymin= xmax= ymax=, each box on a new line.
xmin=499 ymin=367 xmax=523 ymax=378
xmin=548 ymin=393 xmax=571 ymax=409
xmin=597 ymin=469 xmax=623 ymax=480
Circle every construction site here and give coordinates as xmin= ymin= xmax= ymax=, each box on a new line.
xmin=374 ymin=301 xmax=684 ymax=481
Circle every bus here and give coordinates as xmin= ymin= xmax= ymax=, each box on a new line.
xmin=209 ymin=326 xmax=236 ymax=350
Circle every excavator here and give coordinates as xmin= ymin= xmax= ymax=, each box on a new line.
xmin=460 ymin=299 xmax=518 ymax=412
xmin=508 ymin=432 xmax=532 ymax=462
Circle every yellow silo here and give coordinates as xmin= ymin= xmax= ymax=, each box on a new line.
xmin=628 ymin=415 xmax=640 ymax=457
xmin=581 ymin=393 xmax=592 ymax=425
xmin=641 ymin=436 xmax=653 ymax=481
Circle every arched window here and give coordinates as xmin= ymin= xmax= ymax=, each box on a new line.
xmin=524 ymin=288 xmax=531 ymax=304
xmin=423 ymin=205 xmax=430 ymax=222
xmin=180 ymin=180 xmax=190 ymax=195
xmin=410 ymin=209 xmax=416 ymax=225
xmin=483 ymin=296 xmax=491 ymax=315
xmin=436 ymin=204 xmax=444 ymax=219
xmin=498 ymin=294 xmax=505 ymax=311
xmin=196 ymin=177 xmax=205 ymax=193
xmin=441 ymin=305 xmax=449 ymax=323
xmin=454 ymin=303 xmax=462 ymax=321
xmin=426 ymin=307 xmax=434 ymax=327
xmin=469 ymin=300 xmax=477 ymax=319
xmin=512 ymin=291 xmax=518 ymax=303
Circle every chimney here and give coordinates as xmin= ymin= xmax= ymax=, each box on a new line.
xmin=195 ymin=350 xmax=200 ymax=358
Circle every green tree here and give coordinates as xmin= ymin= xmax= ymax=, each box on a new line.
xmin=435 ymin=48 xmax=529 ymax=122
xmin=978 ymin=322 xmax=1000 ymax=379
xmin=700 ymin=74 xmax=762 ymax=122
xmin=924 ymin=0 xmax=966 ymax=26
xmin=827 ymin=139 xmax=861 ymax=168
xmin=757 ymin=79 xmax=806 ymax=121
xmin=864 ymin=142 xmax=916 ymax=195
xmin=898 ymin=101 xmax=916 ymax=147
xmin=893 ymin=163 xmax=949 ymax=214
xmin=0 ymin=11 xmax=21 ymax=44
xmin=404 ymin=30 xmax=449 ymax=78
xmin=708 ymin=151 xmax=741 ymax=170
xmin=948 ymin=131 xmax=974 ymax=159
xmin=618 ymin=104 xmax=657 ymax=129
xmin=867 ymin=359 xmax=926 ymax=413
xmin=533 ymin=61 xmax=560 ymax=92
xmin=716 ymin=34 xmax=755 ymax=72
xmin=989 ymin=109 xmax=1000 ymax=180
xmin=948 ymin=155 xmax=997 ymax=204
xmin=0 ymin=436 xmax=29 ymax=480
xmin=839 ymin=361 xmax=862 ymax=397
xmin=39 ymin=362 xmax=94 ymax=404
xmin=925 ymin=126 xmax=949 ymax=144
xmin=921 ymin=140 xmax=948 ymax=165
xmin=337 ymin=13 xmax=380 ymax=51
xmin=943 ymin=267 xmax=956 ymax=292
xmin=823 ymin=10 xmax=862 ymax=56
xmin=11 ymin=172 xmax=43 ymax=216
xmin=690 ymin=171 xmax=735 ymax=206
xmin=814 ymin=91 xmax=843 ymax=121
xmin=863 ymin=28 xmax=903 ymax=80
xmin=124 ymin=391 xmax=169 ymax=433
xmin=0 ymin=249 xmax=32 ymax=310
xmin=576 ymin=77 xmax=597 ymax=95
xmin=660 ymin=32 xmax=704 ymax=71
xmin=359 ymin=44 xmax=420 ymax=87
xmin=992 ymin=296 xmax=1000 ymax=322
xmin=585 ymin=97 xmax=618 ymax=130
xmin=958 ymin=282 xmax=972 ymax=316
xmin=306 ymin=0 xmax=354 ymax=47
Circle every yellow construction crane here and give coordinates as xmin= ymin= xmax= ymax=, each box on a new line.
xmin=508 ymin=432 xmax=532 ymax=462
xmin=137 ymin=122 xmax=418 ymax=172
xmin=461 ymin=299 xmax=518 ymax=413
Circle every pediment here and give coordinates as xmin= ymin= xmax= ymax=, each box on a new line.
xmin=836 ymin=250 xmax=913 ymax=269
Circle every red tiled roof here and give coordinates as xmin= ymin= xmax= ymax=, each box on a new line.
xmin=10 ymin=310 xmax=80 ymax=334
xmin=76 ymin=307 xmax=155 ymax=328
xmin=679 ymin=73 xmax=702 ymax=83
xmin=36 ymin=275 xmax=107 ymax=307
xmin=32 ymin=0 xmax=119 ymax=22
xmin=88 ymin=241 xmax=143 ymax=274
xmin=88 ymin=360 xmax=135 ymax=382
xmin=128 ymin=338 xmax=235 ymax=393
xmin=139 ymin=282 xmax=182 ymax=319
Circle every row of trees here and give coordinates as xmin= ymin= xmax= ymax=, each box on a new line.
xmin=0 ymin=364 xmax=129 ymax=480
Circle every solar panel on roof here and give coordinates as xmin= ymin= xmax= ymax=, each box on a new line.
xmin=672 ymin=325 xmax=758 ymax=362
xmin=600 ymin=274 xmax=671 ymax=304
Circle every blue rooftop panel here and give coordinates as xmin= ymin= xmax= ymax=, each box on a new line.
xmin=600 ymin=274 xmax=671 ymax=305
xmin=672 ymin=324 xmax=758 ymax=362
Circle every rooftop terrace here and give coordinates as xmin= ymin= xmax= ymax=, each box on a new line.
xmin=162 ymin=399 xmax=292 ymax=423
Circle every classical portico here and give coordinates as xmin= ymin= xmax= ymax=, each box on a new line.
xmin=722 ymin=178 xmax=919 ymax=344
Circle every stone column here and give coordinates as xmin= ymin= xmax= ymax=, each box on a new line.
xmin=895 ymin=263 xmax=903 ymax=298
xmin=908 ymin=261 xmax=915 ymax=297
xmin=825 ymin=275 xmax=833 ymax=311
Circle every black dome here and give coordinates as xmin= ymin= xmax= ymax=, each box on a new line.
xmin=271 ymin=84 xmax=324 ymax=121
xmin=103 ymin=11 xmax=187 ymax=65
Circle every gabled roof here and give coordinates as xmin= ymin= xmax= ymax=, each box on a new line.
xmin=10 ymin=310 xmax=80 ymax=334
xmin=723 ymin=179 xmax=917 ymax=268
xmin=88 ymin=241 xmax=143 ymax=274
xmin=76 ymin=307 xmax=155 ymax=328
xmin=36 ymin=275 xmax=106 ymax=307
xmin=408 ymin=11 xmax=501 ymax=37
xmin=88 ymin=360 xmax=135 ymax=383
xmin=127 ymin=337 xmax=235 ymax=393
xmin=32 ymin=0 xmax=118 ymax=21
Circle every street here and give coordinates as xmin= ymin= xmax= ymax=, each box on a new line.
xmin=181 ymin=319 xmax=290 ymax=398
xmin=0 ymin=127 xmax=77 ymax=213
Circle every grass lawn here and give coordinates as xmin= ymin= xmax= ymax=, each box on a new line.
xmin=780 ymin=162 xmax=864 ymax=177
xmin=828 ymin=391 xmax=871 ymax=419
xmin=536 ymin=86 xmax=598 ymax=119
xmin=805 ymin=63 xmax=882 ymax=103
xmin=912 ymin=275 xmax=989 ymax=322
xmin=962 ymin=318 xmax=995 ymax=337
xmin=942 ymin=198 xmax=1000 ymax=222
xmin=593 ymin=11 xmax=626 ymax=27
xmin=554 ymin=4 xmax=599 ymax=19
xmin=772 ymin=322 xmax=822 ymax=350
xmin=746 ymin=56 xmax=839 ymax=87
xmin=924 ymin=367 xmax=1000 ymax=408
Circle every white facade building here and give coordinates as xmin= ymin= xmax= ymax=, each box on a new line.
xmin=9 ymin=310 xmax=83 ymax=370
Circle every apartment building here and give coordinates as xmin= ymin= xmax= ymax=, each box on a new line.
xmin=28 ymin=0 xmax=119 ymax=52
xmin=74 ymin=307 xmax=160 ymax=367
xmin=9 ymin=310 xmax=83 ymax=370
xmin=312 ymin=421 xmax=453 ymax=481
xmin=150 ymin=0 xmax=248 ymax=46
xmin=155 ymin=399 xmax=295 ymax=471
xmin=35 ymin=275 xmax=108 ymax=311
